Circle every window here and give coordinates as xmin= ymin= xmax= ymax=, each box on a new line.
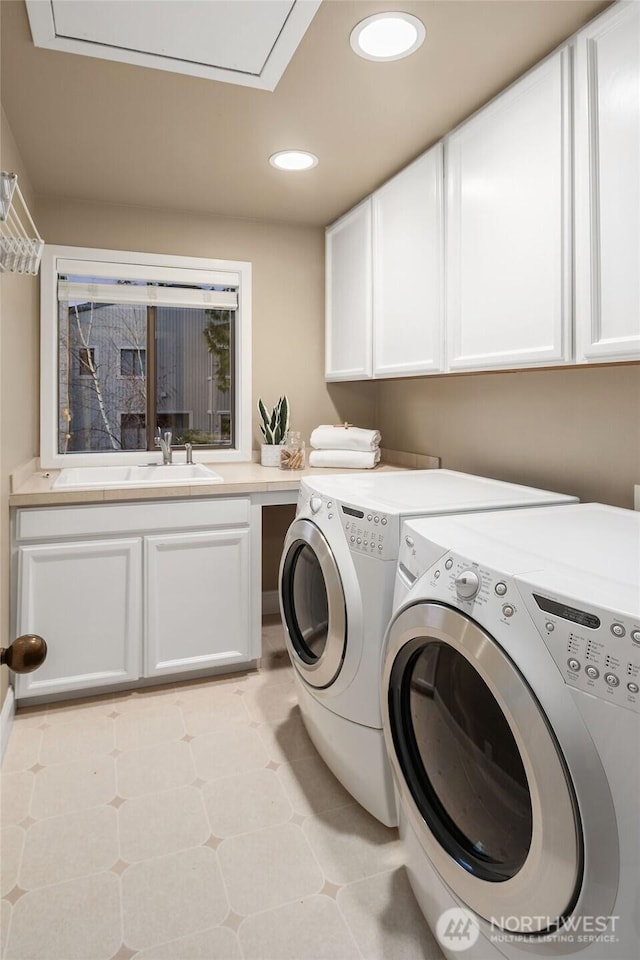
xmin=41 ymin=246 xmax=252 ymax=467
xmin=120 ymin=348 xmax=146 ymax=378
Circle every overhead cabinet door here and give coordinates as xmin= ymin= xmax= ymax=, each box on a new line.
xmin=446 ymin=49 xmax=571 ymax=371
xmin=574 ymin=1 xmax=640 ymax=362
xmin=372 ymin=145 xmax=444 ymax=377
xmin=325 ymin=200 xmax=372 ymax=380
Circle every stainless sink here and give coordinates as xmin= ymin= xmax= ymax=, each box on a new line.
xmin=52 ymin=463 xmax=224 ymax=489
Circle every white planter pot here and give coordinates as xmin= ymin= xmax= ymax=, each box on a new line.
xmin=260 ymin=444 xmax=282 ymax=467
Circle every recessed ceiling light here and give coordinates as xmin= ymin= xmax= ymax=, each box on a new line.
xmin=269 ymin=150 xmax=319 ymax=171
xmin=350 ymin=12 xmax=426 ymax=62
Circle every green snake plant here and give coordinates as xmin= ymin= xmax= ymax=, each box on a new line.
xmin=257 ymin=395 xmax=290 ymax=445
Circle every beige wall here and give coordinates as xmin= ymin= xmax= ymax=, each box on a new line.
xmin=0 ymin=108 xmax=41 ymax=710
xmin=375 ymin=364 xmax=640 ymax=508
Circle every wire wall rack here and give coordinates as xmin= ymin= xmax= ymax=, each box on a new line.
xmin=0 ymin=171 xmax=44 ymax=275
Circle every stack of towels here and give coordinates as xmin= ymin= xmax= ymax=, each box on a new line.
xmin=309 ymin=424 xmax=381 ymax=469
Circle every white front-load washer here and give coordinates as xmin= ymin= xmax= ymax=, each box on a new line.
xmin=278 ymin=469 xmax=577 ymax=826
xmin=382 ymin=503 xmax=639 ymax=958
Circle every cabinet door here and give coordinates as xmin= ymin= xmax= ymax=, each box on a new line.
xmin=372 ymin=145 xmax=444 ymax=377
xmin=145 ymin=528 xmax=253 ymax=677
xmin=446 ymin=50 xmax=571 ymax=371
xmin=574 ymin=2 xmax=640 ymax=362
xmin=325 ymin=199 xmax=372 ymax=380
xmin=15 ymin=539 xmax=142 ymax=700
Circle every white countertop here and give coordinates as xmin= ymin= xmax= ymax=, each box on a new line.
xmin=10 ymin=451 xmax=439 ymax=507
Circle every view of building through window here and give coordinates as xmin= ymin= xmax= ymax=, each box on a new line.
xmin=57 ymin=278 xmax=235 ymax=454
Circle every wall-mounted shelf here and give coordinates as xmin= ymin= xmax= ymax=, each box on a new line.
xmin=0 ymin=171 xmax=44 ymax=275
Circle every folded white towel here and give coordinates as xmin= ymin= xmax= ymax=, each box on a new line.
xmin=310 ymin=425 xmax=381 ymax=452
xmin=308 ymin=449 xmax=381 ymax=469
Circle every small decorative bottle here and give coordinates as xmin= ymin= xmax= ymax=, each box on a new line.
xmin=280 ymin=430 xmax=306 ymax=470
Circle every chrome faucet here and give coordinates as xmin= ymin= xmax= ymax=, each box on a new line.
xmin=155 ymin=427 xmax=173 ymax=464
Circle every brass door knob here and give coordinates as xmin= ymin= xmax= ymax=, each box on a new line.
xmin=0 ymin=635 xmax=48 ymax=674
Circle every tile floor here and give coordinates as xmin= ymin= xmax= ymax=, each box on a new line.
xmin=0 ymin=617 xmax=444 ymax=960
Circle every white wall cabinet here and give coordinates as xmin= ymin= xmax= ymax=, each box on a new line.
xmin=14 ymin=498 xmax=260 ymax=700
xmin=574 ymin=0 xmax=640 ymax=362
xmin=446 ymin=49 xmax=571 ymax=372
xmin=325 ymin=199 xmax=373 ymax=380
xmin=372 ymin=146 xmax=444 ymax=377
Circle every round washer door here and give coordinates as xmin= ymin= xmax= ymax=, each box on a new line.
xmin=279 ymin=519 xmax=347 ymax=688
xmin=382 ymin=602 xmax=583 ymax=934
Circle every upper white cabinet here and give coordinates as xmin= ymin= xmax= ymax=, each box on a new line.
xmin=325 ymin=144 xmax=444 ymax=380
xmin=574 ymin=1 xmax=640 ymax=362
xmin=325 ymin=200 xmax=373 ymax=381
xmin=372 ymin=145 xmax=444 ymax=377
xmin=446 ymin=49 xmax=571 ymax=372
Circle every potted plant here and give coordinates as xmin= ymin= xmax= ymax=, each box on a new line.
xmin=257 ymin=395 xmax=290 ymax=466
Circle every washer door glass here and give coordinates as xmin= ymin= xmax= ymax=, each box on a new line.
xmin=397 ymin=641 xmax=531 ymax=881
xmin=280 ymin=519 xmax=347 ymax=688
xmin=384 ymin=602 xmax=582 ymax=932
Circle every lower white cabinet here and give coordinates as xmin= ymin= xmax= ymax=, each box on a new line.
xmin=145 ymin=528 xmax=252 ymax=677
xmin=13 ymin=498 xmax=260 ymax=700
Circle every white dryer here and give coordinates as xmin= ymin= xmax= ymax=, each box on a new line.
xmin=382 ymin=503 xmax=639 ymax=958
xmin=278 ymin=469 xmax=577 ymax=826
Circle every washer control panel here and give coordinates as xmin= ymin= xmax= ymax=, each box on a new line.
xmin=341 ymin=504 xmax=396 ymax=560
xmin=523 ymin=590 xmax=640 ymax=714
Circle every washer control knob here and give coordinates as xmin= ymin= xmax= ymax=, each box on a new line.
xmin=445 ymin=559 xmax=454 ymax=571
xmin=611 ymin=623 xmax=626 ymax=638
xmin=502 ymin=604 xmax=515 ymax=618
xmin=627 ymin=682 xmax=639 ymax=694
xmin=310 ymin=496 xmax=322 ymax=514
xmin=631 ymin=630 xmax=640 ymax=645
xmin=545 ymin=621 xmax=555 ymax=633
xmin=405 ymin=536 xmax=415 ymax=548
xmin=567 ymin=658 xmax=581 ymax=672
xmin=495 ymin=582 xmax=507 ymax=597
xmin=604 ymin=673 xmax=620 ymax=688
xmin=585 ymin=665 xmax=599 ymax=679
xmin=455 ymin=570 xmax=480 ymax=600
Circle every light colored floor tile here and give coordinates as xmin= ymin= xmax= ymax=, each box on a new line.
xmin=121 ymin=847 xmax=228 ymax=951
xmin=2 ymin=726 xmax=42 ymax=773
xmin=179 ymin=689 xmax=250 ymax=736
xmin=217 ymin=822 xmax=323 ymax=916
xmin=112 ymin=685 xmax=179 ymax=715
xmin=5 ymin=872 xmax=121 ymax=960
xmin=239 ymin=895 xmax=360 ymax=960
xmin=1 ymin=898 xmax=11 ymax=959
xmin=12 ymin=706 xmax=47 ymax=729
xmin=132 ymin=927 xmax=242 ymax=960
xmin=119 ymin=786 xmax=209 ymax=862
xmin=30 ymin=755 xmax=116 ymax=820
xmin=337 ymin=868 xmax=444 ymax=960
xmin=256 ymin=707 xmax=317 ymax=763
xmin=241 ymin=676 xmax=298 ymax=723
xmin=201 ymin=768 xmax=292 ymax=838
xmin=19 ymin=806 xmax=118 ymax=890
xmin=1 ymin=771 xmax=34 ymax=826
xmin=262 ymin=618 xmax=288 ymax=655
xmin=116 ymin=740 xmax=196 ymax=798
xmin=277 ymin=754 xmax=353 ymax=817
xmin=303 ymin=803 xmax=404 ymax=885
xmin=44 ymin=694 xmax=116 ymax=726
xmin=114 ymin=704 xmax=184 ymax=751
xmin=0 ymin=827 xmax=24 ymax=897
xmin=39 ymin=717 xmax=115 ymax=766
xmin=190 ymin=725 xmax=269 ymax=782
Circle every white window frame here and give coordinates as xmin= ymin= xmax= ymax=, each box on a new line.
xmin=41 ymin=244 xmax=252 ymax=467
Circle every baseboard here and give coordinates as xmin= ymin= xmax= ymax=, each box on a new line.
xmin=0 ymin=686 xmax=16 ymax=764
xmin=262 ymin=590 xmax=280 ymax=616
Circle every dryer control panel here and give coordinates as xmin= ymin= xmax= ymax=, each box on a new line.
xmin=522 ymin=589 xmax=640 ymax=714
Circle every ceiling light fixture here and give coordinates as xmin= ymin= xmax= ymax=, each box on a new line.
xmin=269 ymin=150 xmax=319 ymax=171
xmin=350 ymin=12 xmax=426 ymax=62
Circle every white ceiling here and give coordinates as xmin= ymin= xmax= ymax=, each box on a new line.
xmin=1 ymin=0 xmax=612 ymax=226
